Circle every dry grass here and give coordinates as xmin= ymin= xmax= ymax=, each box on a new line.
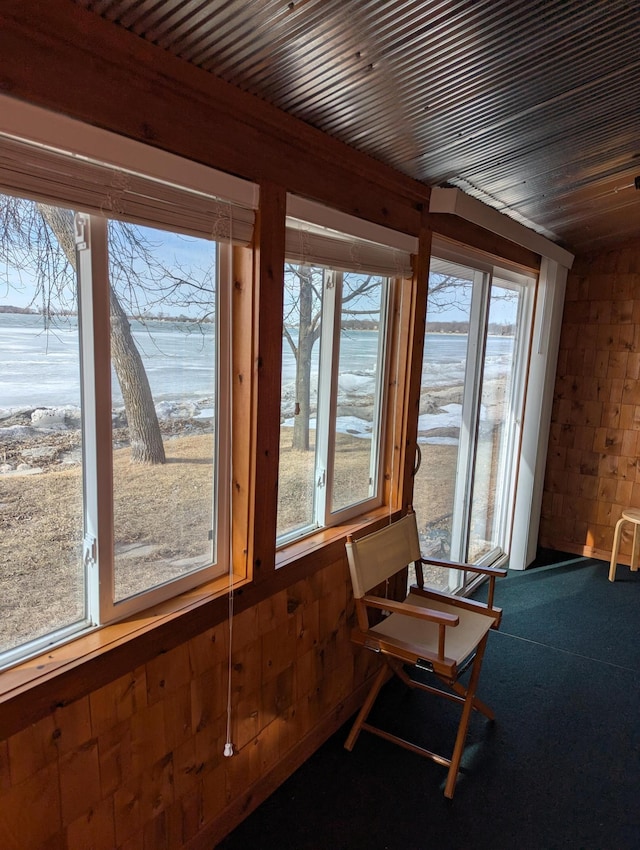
xmin=0 ymin=431 xmax=219 ymax=651
xmin=0 ymin=428 xmax=458 ymax=653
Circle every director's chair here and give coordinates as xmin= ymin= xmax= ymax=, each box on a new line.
xmin=344 ymin=511 xmax=506 ymax=798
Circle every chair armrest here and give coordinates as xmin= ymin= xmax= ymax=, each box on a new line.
xmin=417 ymin=558 xmax=506 ymax=609
xmin=420 ymin=557 xmax=507 ymax=578
xmin=362 ymin=594 xmax=459 ymax=626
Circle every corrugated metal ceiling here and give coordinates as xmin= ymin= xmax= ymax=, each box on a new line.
xmin=74 ymin=0 xmax=640 ymax=253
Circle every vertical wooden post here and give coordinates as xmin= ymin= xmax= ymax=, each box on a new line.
xmin=231 ymin=244 xmax=255 ymax=582
xmin=398 ymin=208 xmax=432 ymax=512
xmin=250 ymin=181 xmax=286 ymax=581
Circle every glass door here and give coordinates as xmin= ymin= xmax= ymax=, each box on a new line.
xmin=412 ymin=253 xmax=533 ymax=593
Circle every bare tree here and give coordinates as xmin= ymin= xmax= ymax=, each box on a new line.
xmin=0 ymin=195 xmax=216 ymax=464
xmin=283 ymin=265 xmax=322 ymax=451
xmin=283 ymin=265 xmax=382 ymax=451
xmin=37 ymin=204 xmax=166 ymax=464
xmin=427 ymin=272 xmax=517 ymax=329
xmin=282 ymin=266 xmax=517 ymax=454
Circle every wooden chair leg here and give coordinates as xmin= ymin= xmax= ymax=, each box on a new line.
xmin=631 ymin=523 xmax=640 ymax=572
xmin=345 ymin=664 xmax=388 ymax=752
xmin=387 ymin=657 xmax=418 ymax=689
xmin=609 ymin=517 xmax=625 ymax=582
xmin=450 ymin=680 xmax=495 ymax=721
xmin=444 ymin=634 xmax=489 ymax=799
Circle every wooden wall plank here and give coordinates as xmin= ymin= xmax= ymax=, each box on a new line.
xmin=429 ymin=213 xmax=541 ymax=271
xmin=231 ymin=245 xmax=255 ymax=583
xmin=541 ymin=238 xmax=640 ymax=561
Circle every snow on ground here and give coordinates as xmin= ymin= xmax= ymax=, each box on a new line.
xmin=1 ymin=385 xmax=471 ymax=448
xmin=418 ymin=402 xmax=461 ymax=445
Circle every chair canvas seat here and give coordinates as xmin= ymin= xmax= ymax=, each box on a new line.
xmin=371 ymin=593 xmax=494 ymax=667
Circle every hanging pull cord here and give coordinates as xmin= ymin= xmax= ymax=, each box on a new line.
xmin=223 ymin=206 xmax=235 ymax=759
xmin=223 ymin=578 xmax=234 ymax=757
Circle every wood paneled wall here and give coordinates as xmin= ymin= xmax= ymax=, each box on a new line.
xmin=0 ymin=555 xmax=379 ymax=849
xmin=540 ymin=238 xmax=640 ymax=561
xmin=0 ymin=3 xmax=556 ymax=848
xmin=0 ymin=5 xmax=418 ymax=847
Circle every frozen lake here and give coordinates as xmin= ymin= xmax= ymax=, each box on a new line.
xmin=0 ymin=314 xmax=514 ymax=442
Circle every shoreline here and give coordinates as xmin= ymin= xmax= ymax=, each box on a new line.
xmin=0 ymin=375 xmax=511 ymax=475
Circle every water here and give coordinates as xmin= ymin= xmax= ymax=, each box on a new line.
xmin=0 ymin=313 xmax=514 ymax=412
xmin=0 ymin=313 xmax=215 ymax=410
xmin=423 ymin=332 xmax=514 ymax=387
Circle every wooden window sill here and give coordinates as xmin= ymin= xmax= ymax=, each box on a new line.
xmin=0 ymin=507 xmax=399 ymax=738
xmin=275 ymin=505 xmax=401 ymax=571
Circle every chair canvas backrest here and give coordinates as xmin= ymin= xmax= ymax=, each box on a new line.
xmin=346 ymin=513 xmax=422 ymax=599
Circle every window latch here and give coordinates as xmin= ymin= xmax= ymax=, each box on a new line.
xmin=317 ymin=468 xmax=326 ymax=488
xmin=83 ymin=534 xmax=97 ymax=568
xmin=74 ymin=213 xmax=90 ymax=251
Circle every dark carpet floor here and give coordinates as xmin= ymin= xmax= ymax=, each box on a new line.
xmin=217 ymin=556 xmax=640 ymax=850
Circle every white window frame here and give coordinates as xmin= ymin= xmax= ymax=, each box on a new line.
xmin=77 ymin=214 xmax=232 ymax=624
xmin=429 ymin=189 xmax=574 ymax=570
xmin=424 ymin=243 xmax=537 ymax=592
xmin=316 ymin=269 xmax=391 ymax=526
xmin=277 ymin=198 xmax=415 ymax=547
xmin=0 ymin=96 xmax=257 ymax=668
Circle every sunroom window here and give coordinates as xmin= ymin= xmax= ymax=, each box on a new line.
xmin=276 ymin=198 xmax=416 ymax=545
xmin=0 ymin=112 xmax=256 ymax=668
xmin=412 ymin=241 xmax=536 ymax=592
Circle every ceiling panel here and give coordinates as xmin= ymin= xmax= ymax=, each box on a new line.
xmin=74 ymin=0 xmax=640 ymax=253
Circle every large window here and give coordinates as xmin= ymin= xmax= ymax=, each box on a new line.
xmin=412 ymin=246 xmax=535 ymax=591
xmin=276 ymin=202 xmax=416 ymax=545
xmin=277 ymin=265 xmax=389 ymax=542
xmin=0 ymin=117 xmax=256 ymax=668
xmin=0 ymin=199 xmax=86 ymax=658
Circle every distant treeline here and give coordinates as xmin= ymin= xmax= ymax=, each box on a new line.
xmin=3 ymin=305 xmax=513 ymax=335
xmin=341 ymin=319 xmax=379 ymax=330
xmin=0 ymin=305 xmax=37 ymax=314
xmin=342 ymin=319 xmax=515 ymax=335
xmin=0 ymin=305 xmax=210 ymax=323
xmin=427 ymin=321 xmax=515 ymax=336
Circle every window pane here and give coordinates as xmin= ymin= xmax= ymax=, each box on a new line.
xmin=412 ymin=265 xmax=474 ymax=590
xmin=467 ymin=282 xmax=520 ymax=562
xmin=331 ymin=273 xmax=386 ymax=512
xmin=109 ymin=223 xmax=218 ymax=602
xmin=277 ymin=264 xmax=323 ymax=541
xmin=0 ymin=196 xmax=85 ymax=655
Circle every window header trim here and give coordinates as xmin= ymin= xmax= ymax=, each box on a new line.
xmin=0 ymin=94 xmax=258 ymax=243
xmin=429 ymin=187 xmax=574 ymax=269
xmin=286 ymin=196 xmax=417 ymax=278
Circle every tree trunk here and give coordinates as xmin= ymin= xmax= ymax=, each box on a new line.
xmin=108 ymin=287 xmax=166 ymax=464
xmin=38 ymin=204 xmax=166 ymax=464
xmin=292 ymin=266 xmax=315 ymax=451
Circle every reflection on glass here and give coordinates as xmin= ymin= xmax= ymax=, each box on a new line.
xmin=331 ymin=274 xmax=385 ymax=512
xmin=110 ymin=223 xmax=217 ymax=602
xmin=467 ymin=283 xmax=520 ymax=562
xmin=0 ymin=196 xmax=85 ymax=653
xmin=277 ymin=265 xmax=323 ymax=540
